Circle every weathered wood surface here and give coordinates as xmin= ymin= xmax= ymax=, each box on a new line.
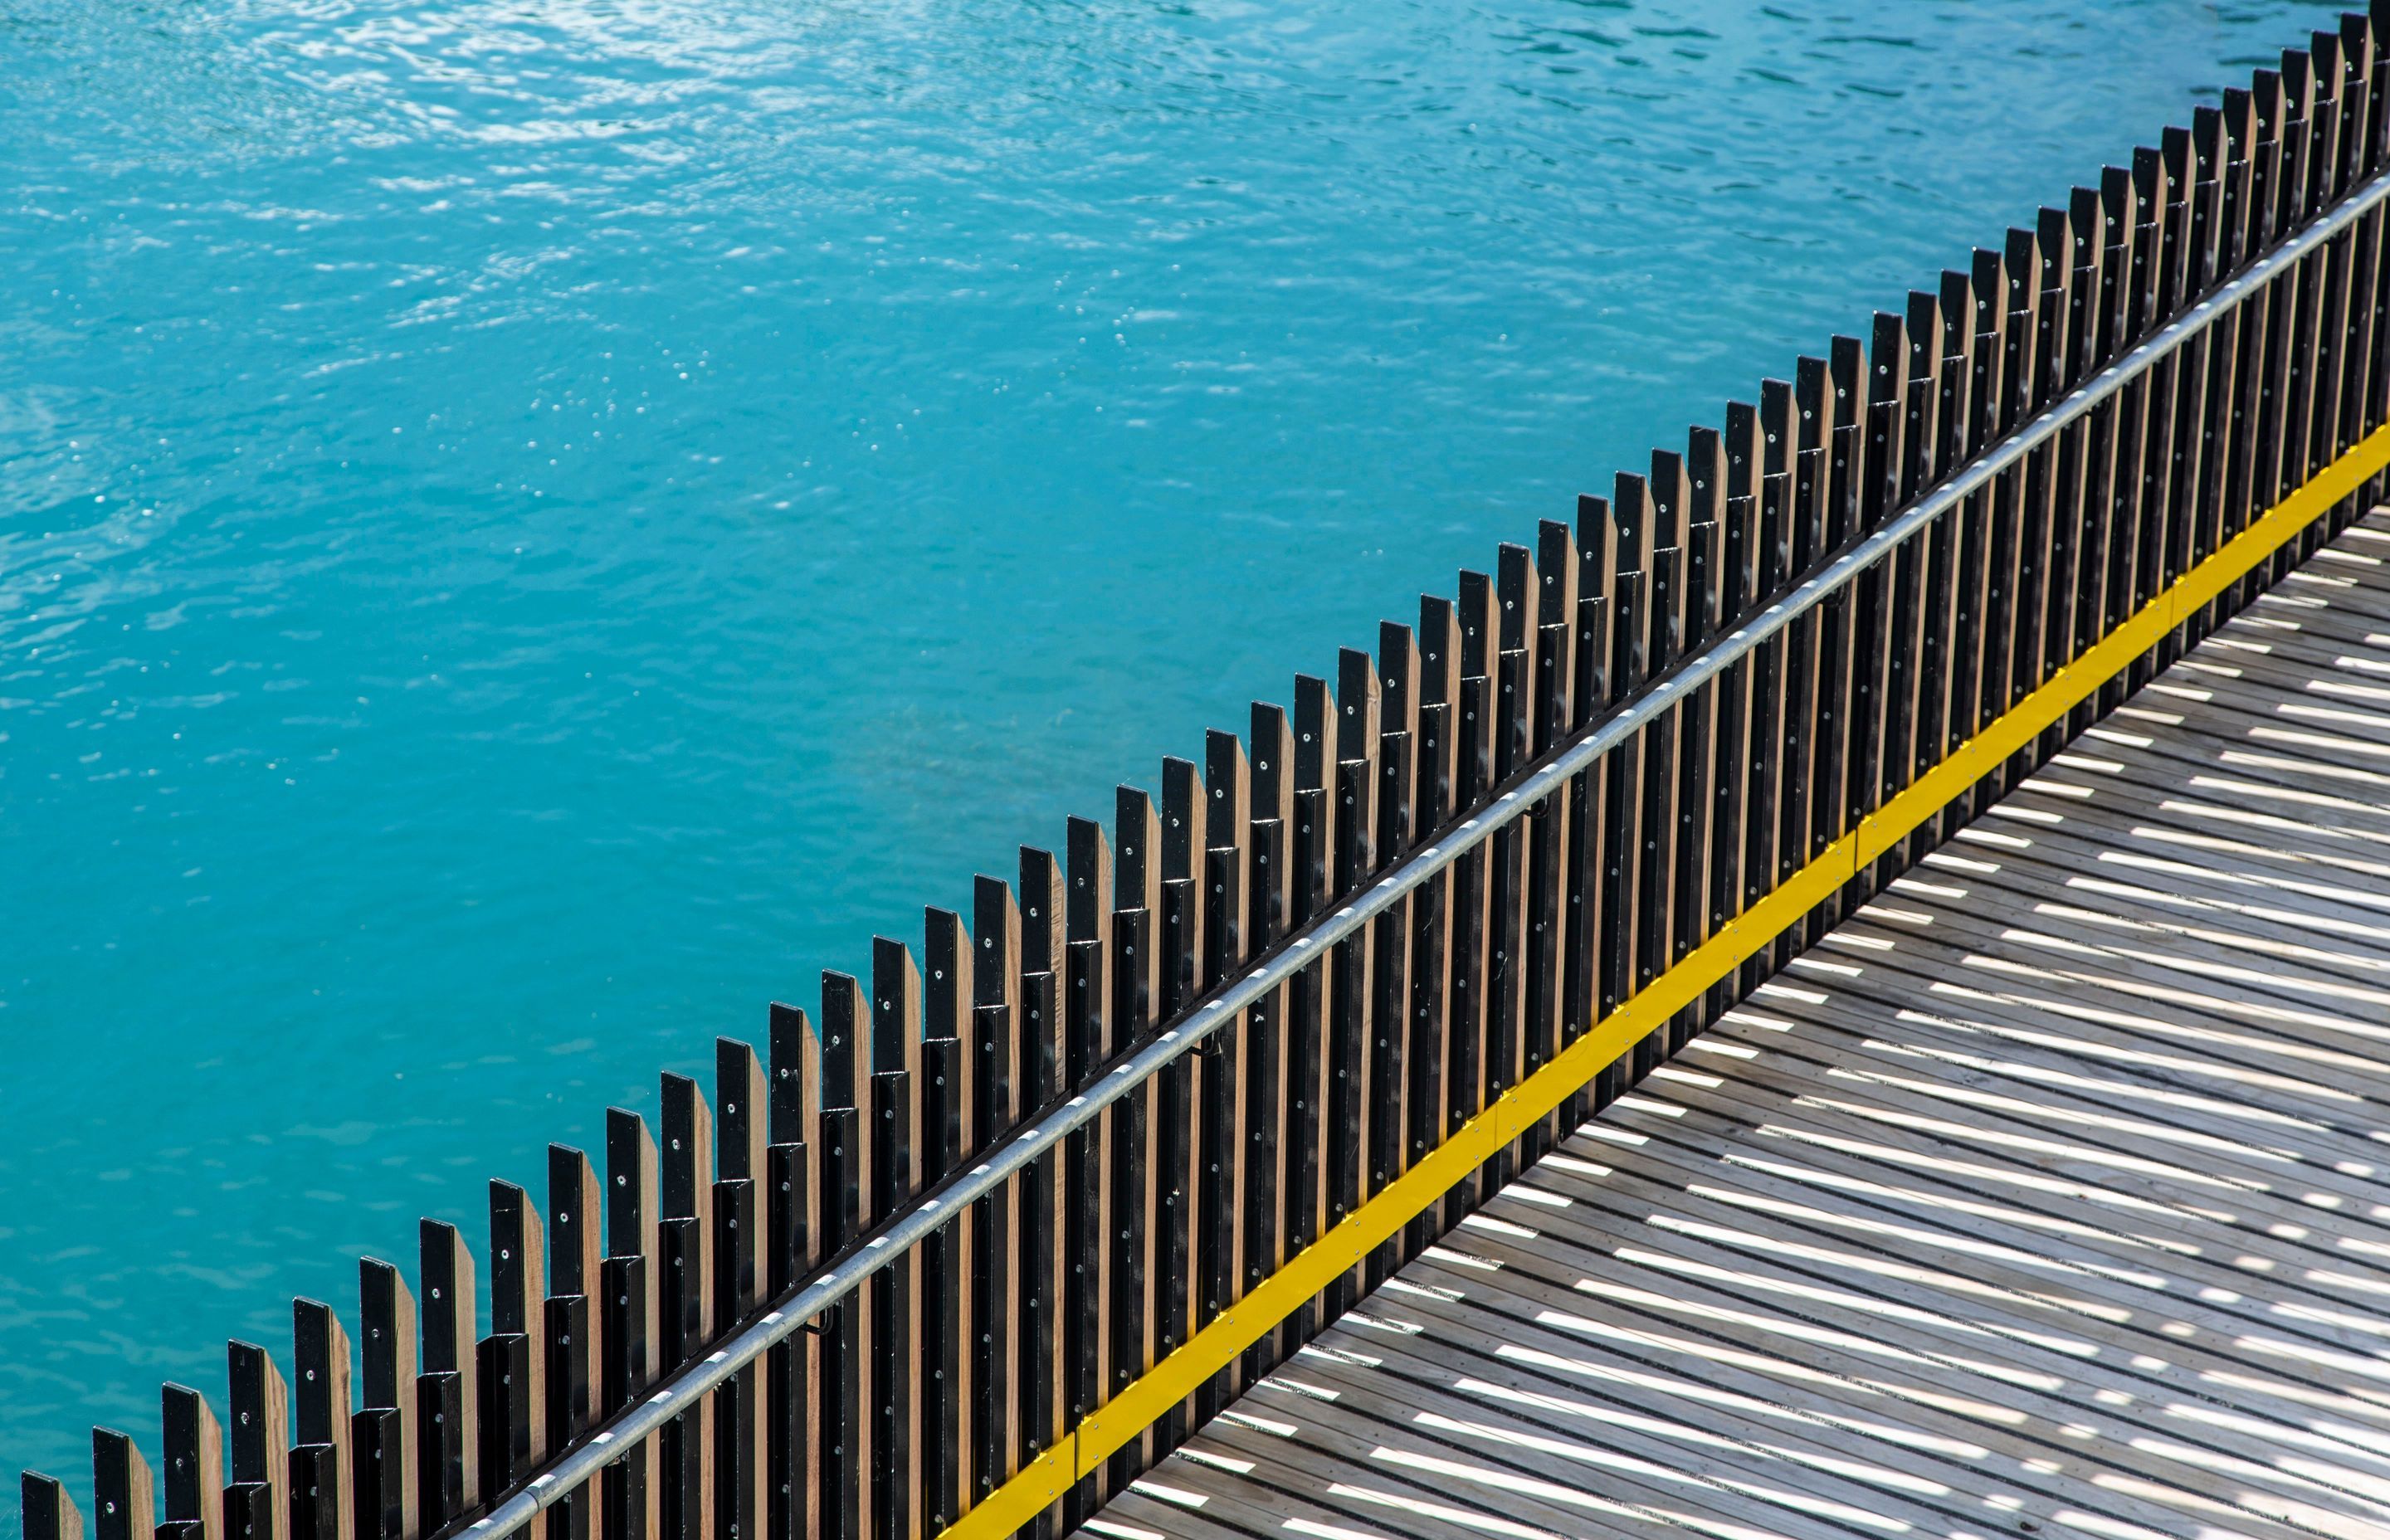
xmin=1078 ymin=512 xmax=2390 ymax=1540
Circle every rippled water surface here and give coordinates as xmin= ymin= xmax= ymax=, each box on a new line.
xmin=0 ymin=0 xmax=2329 ymax=1516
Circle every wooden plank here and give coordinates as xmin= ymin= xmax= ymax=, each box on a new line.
xmin=160 ymin=1386 xmax=223 ymax=1540
xmin=353 ymin=1263 xmax=414 ymax=1540
xmin=712 ymin=1175 xmax=765 ymax=1540
xmin=1013 ymin=962 xmax=1066 ymax=1496
xmin=415 ymin=1220 xmax=479 ymax=1531
xmin=599 ymin=1109 xmax=661 ymax=1540
xmin=539 ymin=1295 xmax=595 ymax=1540
xmin=288 ymin=1300 xmax=349 ymax=1540
xmin=761 ymin=1004 xmax=819 ymax=1540
xmin=23 ymin=1474 xmax=84 ymax=1540
xmin=869 ymin=936 xmax=924 ymax=1538
xmin=488 ymin=1182 xmax=547 ymax=1472
xmin=91 ymin=1430 xmax=153 ymax=1540
xmin=1105 ymin=902 xmax=1159 ymax=1484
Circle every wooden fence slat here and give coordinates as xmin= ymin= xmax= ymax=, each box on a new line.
xmin=1903 ymin=291 xmax=1954 ymax=850
xmin=232 ymin=1338 xmax=292 ymax=1540
xmin=1152 ymin=1041 xmax=1196 ymax=1445
xmin=660 ymin=1075 xmax=717 ymax=1368
xmin=2181 ymin=110 xmax=2230 ymax=655
xmin=1011 ymin=962 xmax=1062 ymax=1494
xmin=1987 ymin=233 xmax=2038 ymax=772
xmin=1413 ymin=605 xmax=1461 ymax=1169
xmin=969 ymin=879 xmax=1021 ymax=1154
xmin=1157 ymin=870 xmax=1202 ymax=1419
xmin=1834 ymin=348 xmax=1886 ymax=924
xmin=923 ymin=909 xmax=971 ymax=1067
xmin=1364 ymin=741 xmax=1412 ymax=1291
xmin=2224 ymin=78 xmax=2275 ymax=251
xmin=1192 ymin=843 xmax=1245 ymax=1366
xmin=1824 ymin=338 xmax=1863 ymax=553
xmin=915 ymin=1022 xmax=967 ymax=1535
xmin=2227 ymin=90 xmax=2277 ymax=618
xmin=760 ymin=1004 xmax=818 ymax=1540
xmin=1290 ymin=678 xmax=1334 ymax=929
xmin=353 ymin=1264 xmax=415 ymax=1540
xmin=964 ymin=1057 xmax=1014 ymax=1512
xmin=2356 ymin=11 xmax=2388 ymax=177
xmin=1113 ymin=790 xmax=1160 ymax=1007
xmin=715 ymin=1042 xmax=768 ymax=1289
xmin=1244 ymin=708 xmax=1290 ymax=943
xmin=1324 ymin=752 xmax=1373 ymax=1312
xmin=292 ymin=1299 xmax=352 ymax=1540
xmin=24 ymin=1473 xmax=85 ymax=1540
xmin=93 ymin=1429 xmax=153 ymax=1540
xmin=1276 ymin=945 xmax=1327 ymax=1358
xmin=1670 ymin=545 xmax=1719 ymax=1055
xmin=473 ymin=1333 xmax=530 ymax=1503
xmin=866 ymin=933 xmax=922 ymax=1540
xmin=2091 ymin=178 xmax=2145 ymax=719
xmin=1638 ymin=557 xmax=1684 ymax=1008
xmin=538 ymin=1298 xmax=593 ymax=1540
xmin=1102 ymin=899 xmax=1157 ymax=1485
xmin=1161 ymin=759 xmax=1207 ymax=996
xmin=1057 ymin=934 xmax=1102 ymax=1528
xmin=1402 ymin=794 xmax=1450 ymax=1198
xmin=222 ymin=1492 xmax=273 ymax=1540
xmin=161 ymin=1386 xmax=223 ymax=1540
xmin=708 ymin=1177 xmax=763 ymax=1540
xmin=1200 ymin=733 xmax=1249 ymax=977
xmin=1197 ymin=937 xmax=1246 ymax=1408
xmin=229 ymin=1344 xmax=293 ymax=1540
xmin=1008 ymin=882 xmax=1057 ymax=1523
xmin=2336 ymin=85 xmax=2383 ymax=489
xmin=1789 ymin=357 xmax=1836 ymax=928
xmin=598 ymin=1111 xmax=660 ymax=1540
xmin=1560 ymin=500 xmax=1613 ymax=1120
xmin=917 ymin=1028 xmax=965 ymax=1186
xmin=1016 ymin=849 xmax=1061 ymax=1027
xmin=1598 ymin=568 xmax=1644 ymax=982
xmin=486 ymin=1183 xmax=546 ymax=1476
xmin=419 ymin=1219 xmax=485 ymax=1531
xmin=1243 ymin=845 xmax=1297 ymax=1386
xmin=598 ymin=1274 xmax=656 ymax=1540
xmin=1526 ymin=519 xmax=1577 ymax=1117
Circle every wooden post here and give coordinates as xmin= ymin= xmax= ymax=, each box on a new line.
xmin=92 ymin=1430 xmax=154 ymax=1540
xmin=354 ymin=1263 xmax=415 ymax=1540
xmin=600 ymin=1112 xmax=660 ymax=1540
xmin=161 ymin=1386 xmax=224 ymax=1540
xmin=488 ymin=1182 xmax=547 ymax=1474
xmin=763 ymin=1003 xmax=818 ymax=1540
xmin=868 ymin=937 xmax=922 ymax=1540
xmin=290 ymin=1300 xmax=351 ymax=1540
xmin=24 ymin=1473 xmax=84 ymax=1540
xmin=411 ymin=1224 xmax=471 ymax=1530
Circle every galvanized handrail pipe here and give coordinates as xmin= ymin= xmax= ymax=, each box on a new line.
xmin=464 ymin=158 xmax=2390 ymax=1540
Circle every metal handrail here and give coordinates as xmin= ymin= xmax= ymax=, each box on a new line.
xmin=463 ymin=158 xmax=2390 ymax=1540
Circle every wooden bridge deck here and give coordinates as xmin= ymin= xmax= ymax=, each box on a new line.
xmin=1080 ymin=513 xmax=2390 ymax=1540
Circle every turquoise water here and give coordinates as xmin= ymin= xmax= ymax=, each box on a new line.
xmin=0 ymin=0 xmax=2329 ymax=1520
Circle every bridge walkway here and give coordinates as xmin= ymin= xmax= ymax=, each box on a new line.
xmin=1081 ymin=512 xmax=2390 ymax=1540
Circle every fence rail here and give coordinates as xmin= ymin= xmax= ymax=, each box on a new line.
xmin=23 ymin=12 xmax=2390 ymax=1540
